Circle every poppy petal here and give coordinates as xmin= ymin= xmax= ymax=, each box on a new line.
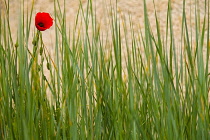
xmin=35 ymin=12 xmax=53 ymax=31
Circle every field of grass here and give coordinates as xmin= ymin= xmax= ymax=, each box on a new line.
xmin=0 ymin=0 xmax=209 ymax=139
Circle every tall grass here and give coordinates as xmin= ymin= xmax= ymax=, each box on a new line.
xmin=0 ymin=0 xmax=209 ymax=139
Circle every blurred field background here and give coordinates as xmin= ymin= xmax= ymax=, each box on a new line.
xmin=1 ymin=0 xmax=208 ymax=82
xmin=2 ymin=0 xmax=209 ymax=97
xmin=0 ymin=0 xmax=207 ymax=55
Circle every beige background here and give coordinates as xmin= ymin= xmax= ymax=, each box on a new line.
xmin=0 ymin=0 xmax=208 ymax=68
xmin=1 ymin=0 xmax=207 ymax=47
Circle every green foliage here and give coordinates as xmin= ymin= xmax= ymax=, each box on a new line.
xmin=0 ymin=0 xmax=209 ymax=139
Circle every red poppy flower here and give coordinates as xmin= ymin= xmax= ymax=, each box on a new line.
xmin=35 ymin=12 xmax=53 ymax=31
